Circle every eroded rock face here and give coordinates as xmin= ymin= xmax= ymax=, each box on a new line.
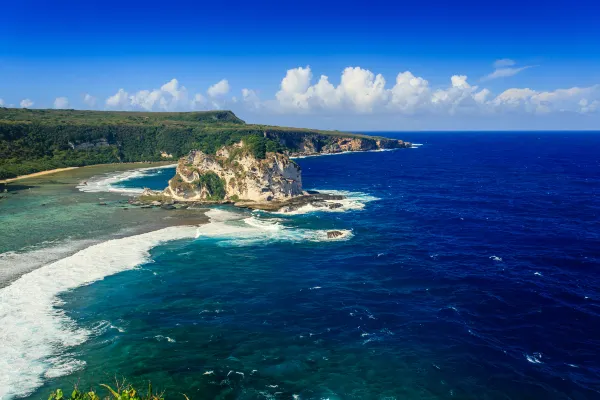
xmin=262 ymin=132 xmax=410 ymax=157
xmin=164 ymin=142 xmax=303 ymax=202
xmin=327 ymin=231 xmax=344 ymax=239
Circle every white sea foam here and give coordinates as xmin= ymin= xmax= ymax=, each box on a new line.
xmin=525 ymin=353 xmax=543 ymax=364
xmin=274 ymin=189 xmax=379 ymax=215
xmin=0 ymin=238 xmax=97 ymax=287
xmin=0 ymin=225 xmax=197 ymax=400
xmin=77 ymin=164 xmax=175 ymax=195
xmin=195 ymin=209 xmax=353 ymax=246
xmin=154 ymin=335 xmax=176 ymax=343
xmin=0 ymin=208 xmax=350 ymax=398
xmin=411 ymin=143 xmax=423 ymax=148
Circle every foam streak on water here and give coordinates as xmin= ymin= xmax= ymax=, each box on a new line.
xmin=272 ymin=189 xmax=379 ymax=215
xmin=0 ymin=226 xmax=197 ymax=400
xmin=195 ymin=209 xmax=353 ymax=245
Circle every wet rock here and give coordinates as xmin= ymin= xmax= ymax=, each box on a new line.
xmin=161 ymin=204 xmax=176 ymax=210
xmin=98 ymin=202 xmax=107 ymax=206
xmin=150 ymin=200 xmax=162 ymax=206
xmin=327 ymin=231 xmax=344 ymax=239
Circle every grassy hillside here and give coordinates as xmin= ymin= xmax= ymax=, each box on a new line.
xmin=0 ymin=108 xmax=384 ymax=180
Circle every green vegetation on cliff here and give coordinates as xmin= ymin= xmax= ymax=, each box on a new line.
xmin=0 ymin=108 xmax=397 ymax=180
xmin=196 ymin=172 xmax=226 ymax=200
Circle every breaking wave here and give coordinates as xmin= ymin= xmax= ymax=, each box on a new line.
xmin=0 ymin=225 xmax=197 ymax=400
xmin=76 ymin=164 xmax=175 ymax=195
xmin=274 ymin=189 xmax=380 ymax=215
xmin=195 ymin=209 xmax=353 ymax=246
xmin=196 ymin=209 xmax=353 ymax=246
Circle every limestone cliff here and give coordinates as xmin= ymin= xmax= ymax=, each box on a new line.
xmin=164 ymin=141 xmax=303 ymax=202
xmin=261 ymin=131 xmax=410 ymax=157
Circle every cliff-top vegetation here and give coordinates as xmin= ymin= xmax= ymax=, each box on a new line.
xmin=0 ymin=108 xmax=382 ymax=180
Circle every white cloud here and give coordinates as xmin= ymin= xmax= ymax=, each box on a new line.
xmin=190 ymin=93 xmax=207 ymax=110
xmin=83 ymin=94 xmax=97 ymax=108
xmin=388 ymin=71 xmax=430 ymax=114
xmin=241 ymin=88 xmax=261 ymax=110
xmin=271 ymin=66 xmax=600 ymax=117
xmin=482 ymin=59 xmax=536 ymax=81
xmin=275 ymin=66 xmax=388 ymax=113
xmin=53 ymin=97 xmax=69 ymax=109
xmin=483 ymin=66 xmax=535 ymax=81
xmin=105 ymin=79 xmax=190 ymax=111
xmin=91 ymin=69 xmax=598 ymax=120
xmin=493 ymin=85 xmax=600 ymax=114
xmin=494 ymin=59 xmax=516 ymax=68
xmin=20 ymin=99 xmax=34 ymax=108
xmin=0 ymin=99 xmax=4 ymax=107
xmin=106 ymin=89 xmax=130 ymax=109
xmin=207 ymin=79 xmax=230 ymax=97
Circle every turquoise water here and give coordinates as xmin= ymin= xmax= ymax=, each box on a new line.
xmin=2 ymin=133 xmax=600 ymax=399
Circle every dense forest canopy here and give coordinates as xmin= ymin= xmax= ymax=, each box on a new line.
xmin=0 ymin=108 xmax=381 ymax=180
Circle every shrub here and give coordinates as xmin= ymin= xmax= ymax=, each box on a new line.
xmin=197 ymin=172 xmax=226 ymax=200
xmin=47 ymin=381 xmax=178 ymax=400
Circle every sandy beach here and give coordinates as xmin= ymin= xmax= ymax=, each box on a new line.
xmin=0 ymin=167 xmax=80 ymax=184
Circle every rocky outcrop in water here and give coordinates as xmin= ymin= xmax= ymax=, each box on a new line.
xmin=163 ymin=141 xmax=303 ymax=203
xmin=327 ymin=231 xmax=344 ymax=239
xmin=144 ymin=134 xmax=410 ymax=210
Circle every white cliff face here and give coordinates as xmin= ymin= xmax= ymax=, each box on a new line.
xmin=165 ymin=142 xmax=303 ymax=202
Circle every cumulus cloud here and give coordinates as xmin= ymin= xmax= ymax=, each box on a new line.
xmin=0 ymin=99 xmax=4 ymax=107
xmin=493 ymin=85 xmax=600 ymax=114
xmin=482 ymin=59 xmax=536 ymax=81
xmin=275 ymin=66 xmax=388 ymax=113
xmin=83 ymin=94 xmax=97 ymax=108
xmin=388 ymin=71 xmax=430 ymax=114
xmin=94 ymin=68 xmax=598 ymax=119
xmin=20 ymin=99 xmax=34 ymax=108
xmin=106 ymin=89 xmax=130 ymax=109
xmin=105 ymin=79 xmax=191 ymax=111
xmin=53 ymin=97 xmax=69 ymax=109
xmin=207 ymin=79 xmax=230 ymax=97
xmin=271 ymin=66 xmax=599 ymax=117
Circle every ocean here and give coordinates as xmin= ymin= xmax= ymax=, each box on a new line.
xmin=1 ymin=132 xmax=599 ymax=399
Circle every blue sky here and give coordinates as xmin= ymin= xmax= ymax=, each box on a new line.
xmin=1 ymin=0 xmax=600 ymax=130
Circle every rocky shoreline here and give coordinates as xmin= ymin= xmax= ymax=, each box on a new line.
xmin=131 ymin=189 xmax=347 ymax=213
xmin=125 ymin=136 xmax=410 ymax=213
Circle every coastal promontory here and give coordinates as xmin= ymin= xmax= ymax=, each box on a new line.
xmin=141 ymin=132 xmax=409 ymax=212
xmin=0 ymin=108 xmax=410 ymax=181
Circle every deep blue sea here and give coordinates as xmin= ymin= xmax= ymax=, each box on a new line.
xmin=14 ymin=133 xmax=600 ymax=399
